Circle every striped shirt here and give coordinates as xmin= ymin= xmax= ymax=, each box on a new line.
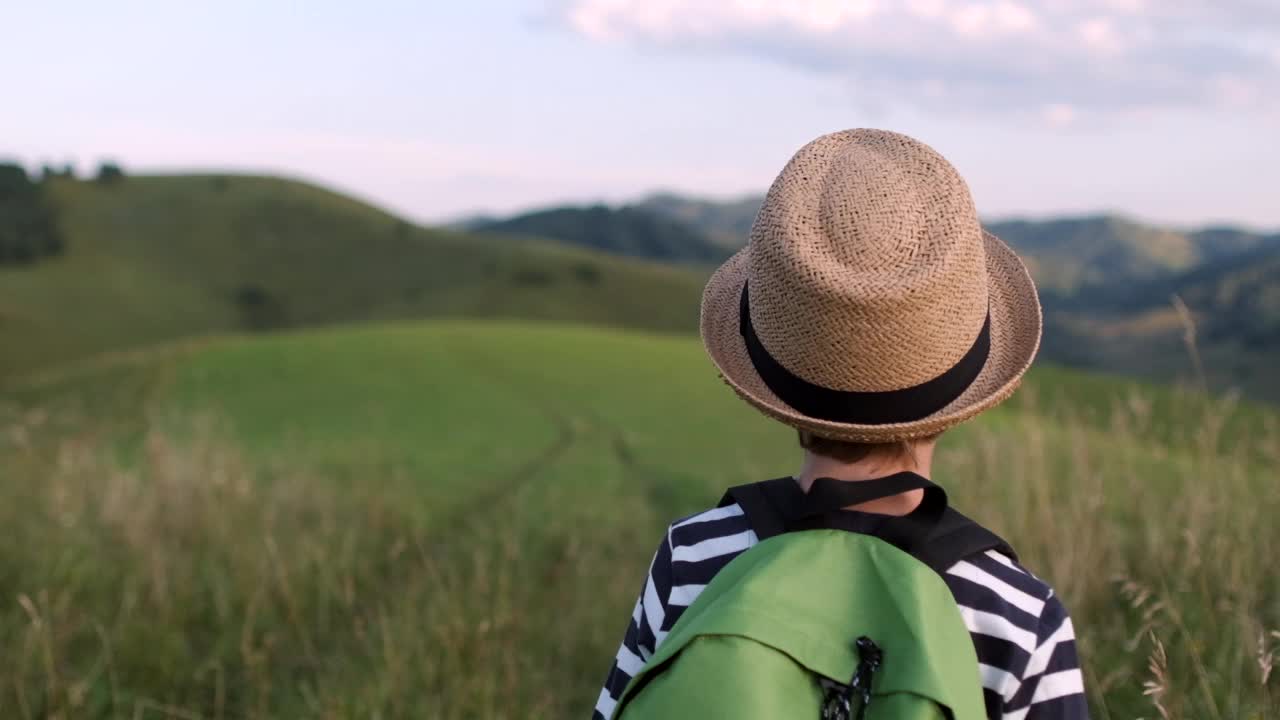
xmin=593 ymin=502 xmax=1088 ymax=720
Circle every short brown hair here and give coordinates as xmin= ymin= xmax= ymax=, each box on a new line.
xmin=797 ymin=430 xmax=939 ymax=464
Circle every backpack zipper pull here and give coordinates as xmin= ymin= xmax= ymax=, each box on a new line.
xmin=849 ymin=636 xmax=882 ymax=720
xmin=819 ymin=636 xmax=882 ymax=720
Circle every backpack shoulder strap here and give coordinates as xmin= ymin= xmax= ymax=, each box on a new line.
xmin=913 ymin=508 xmax=1018 ymax=574
xmin=719 ymin=478 xmax=800 ymax=541
xmin=721 ymin=478 xmax=1019 ymax=573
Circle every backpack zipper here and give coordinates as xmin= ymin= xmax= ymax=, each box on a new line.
xmin=821 ymin=636 xmax=883 ymax=720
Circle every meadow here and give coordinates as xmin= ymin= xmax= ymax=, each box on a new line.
xmin=1 ymin=321 xmax=1277 ymax=719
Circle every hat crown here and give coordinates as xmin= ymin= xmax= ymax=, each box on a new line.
xmin=747 ymin=129 xmax=989 ymax=392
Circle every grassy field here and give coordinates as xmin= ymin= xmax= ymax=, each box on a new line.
xmin=2 ymin=321 xmax=1278 ymax=718
xmin=0 ymin=175 xmax=704 ymax=380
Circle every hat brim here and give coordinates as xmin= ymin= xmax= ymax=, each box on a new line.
xmin=699 ymin=230 xmax=1043 ymax=442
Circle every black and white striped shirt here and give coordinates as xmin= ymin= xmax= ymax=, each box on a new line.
xmin=593 ymin=502 xmax=1088 ymax=720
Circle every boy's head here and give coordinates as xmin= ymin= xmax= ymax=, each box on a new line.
xmin=700 ymin=129 xmax=1042 ymax=442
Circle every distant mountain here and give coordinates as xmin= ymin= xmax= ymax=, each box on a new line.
xmin=986 ymin=216 xmax=1199 ymax=294
xmin=1188 ymin=226 xmax=1280 ymax=262
xmin=471 ymin=204 xmax=728 ymax=265
xmin=1114 ymin=242 xmax=1280 ymax=350
xmin=988 ymin=221 xmax=1280 ymax=398
xmin=988 ymin=217 xmax=1280 ymax=302
xmin=634 ymin=192 xmax=762 ymax=249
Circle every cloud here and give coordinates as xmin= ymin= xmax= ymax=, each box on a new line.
xmin=555 ymin=0 xmax=1280 ymax=118
xmin=1041 ymin=102 xmax=1077 ymax=129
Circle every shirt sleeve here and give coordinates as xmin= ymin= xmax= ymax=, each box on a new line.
xmin=591 ymin=528 xmax=675 ymax=720
xmin=1005 ymin=592 xmax=1090 ymax=720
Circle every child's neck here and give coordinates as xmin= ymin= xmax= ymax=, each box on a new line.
xmin=793 ymin=450 xmax=933 ymax=516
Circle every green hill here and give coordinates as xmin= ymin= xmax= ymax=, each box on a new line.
xmin=471 ymin=203 xmax=728 ymax=265
xmin=1106 ymin=243 xmax=1280 ymax=350
xmin=636 ymin=191 xmax=762 ymax=249
xmin=0 ymin=175 xmax=705 ymax=381
xmin=1173 ymin=247 xmax=1280 ymax=349
xmin=2 ymin=321 xmax=1276 ymax=718
xmin=989 ymin=216 xmax=1200 ymax=293
xmin=1041 ymin=242 xmax=1280 ymax=397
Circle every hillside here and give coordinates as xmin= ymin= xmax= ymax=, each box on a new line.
xmin=635 ymin=192 xmax=762 ymax=250
xmin=0 ymin=175 xmax=706 ymax=380
xmin=3 ymin=320 xmax=1276 ymax=717
xmin=470 ymin=203 xmax=727 ymax=265
xmin=990 ymin=216 xmax=1200 ymax=294
xmin=1166 ymin=246 xmax=1280 ymax=349
xmin=1042 ymin=242 xmax=1280 ymax=394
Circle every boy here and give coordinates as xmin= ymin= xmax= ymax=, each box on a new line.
xmin=593 ymin=130 xmax=1087 ymax=719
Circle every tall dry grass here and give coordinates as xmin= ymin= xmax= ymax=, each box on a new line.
xmin=1 ymin=389 xmax=1277 ymax=718
xmin=947 ymin=386 xmax=1280 ymax=719
xmin=0 ymin=415 xmax=637 ymax=719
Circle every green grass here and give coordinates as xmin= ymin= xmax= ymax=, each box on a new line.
xmin=0 ymin=175 xmax=705 ymax=381
xmin=2 ymin=322 xmax=1278 ymax=718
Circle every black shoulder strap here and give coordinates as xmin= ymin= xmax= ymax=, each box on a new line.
xmin=915 ymin=508 xmax=1018 ymax=573
xmin=721 ymin=473 xmax=944 ymax=551
xmin=722 ymin=477 xmax=1018 ymax=574
xmin=719 ymin=477 xmax=799 ymax=541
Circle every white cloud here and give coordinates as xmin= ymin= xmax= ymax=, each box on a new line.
xmin=949 ymin=1 xmax=1039 ymax=37
xmin=1097 ymin=0 xmax=1147 ymax=13
xmin=1211 ymin=73 xmax=1260 ymax=106
xmin=554 ymin=0 xmax=1280 ymax=115
xmin=1075 ymin=17 xmax=1122 ymax=53
xmin=1042 ymin=102 xmax=1077 ymax=128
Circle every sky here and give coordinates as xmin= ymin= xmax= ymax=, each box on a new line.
xmin=5 ymin=0 xmax=1280 ymax=229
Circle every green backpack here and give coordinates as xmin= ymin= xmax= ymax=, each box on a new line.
xmin=612 ymin=473 xmax=1014 ymax=720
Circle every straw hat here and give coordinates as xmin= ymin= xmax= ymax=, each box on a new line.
xmin=700 ymin=129 xmax=1042 ymax=442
